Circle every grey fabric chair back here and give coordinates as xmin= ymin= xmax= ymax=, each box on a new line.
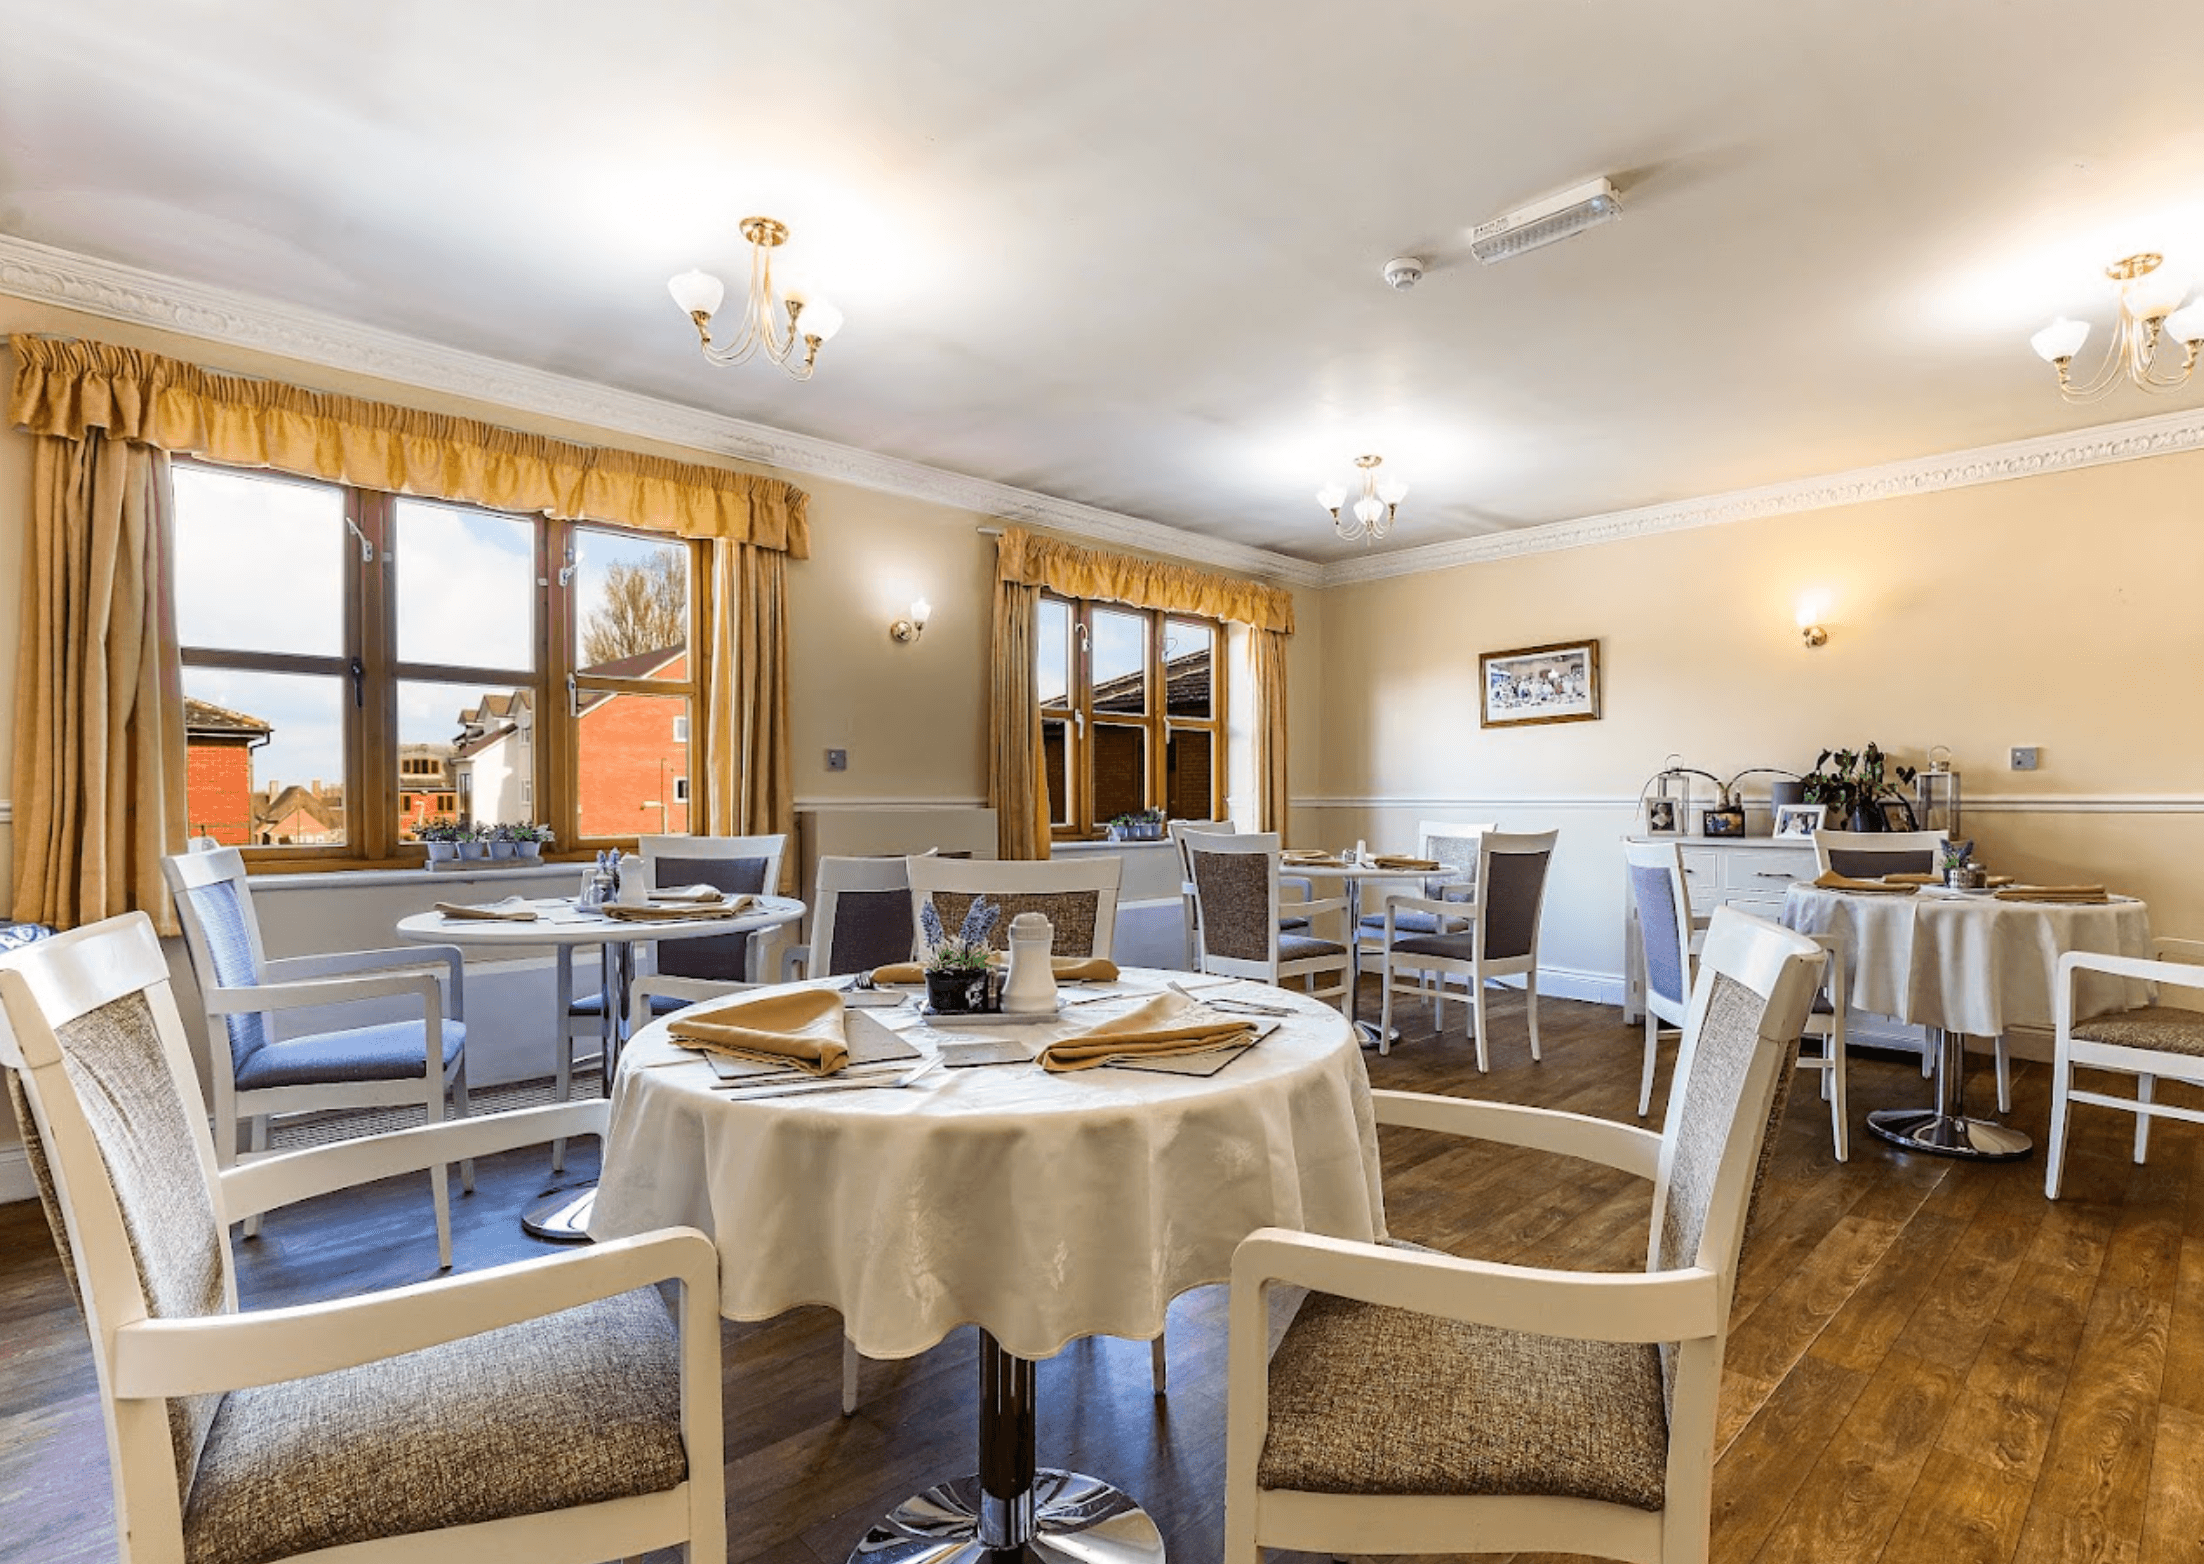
xmin=8 ymin=988 xmax=229 ymax=1498
xmin=652 ymin=854 xmax=769 ymax=980
xmin=1480 ymin=844 xmax=1553 ymax=961
xmin=924 ymin=890 xmax=1102 ymax=957
xmin=1630 ymin=859 xmax=1688 ymax=1009
xmin=1190 ymin=845 xmax=1274 ymax=964
xmin=1825 ymin=845 xmax=1933 ymax=878
xmin=172 ymin=876 xmax=269 ymax=1076
xmin=826 ymin=889 xmax=916 ymax=975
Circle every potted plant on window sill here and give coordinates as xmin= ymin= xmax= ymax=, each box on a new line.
xmin=506 ymin=822 xmax=554 ymax=860
xmin=413 ymin=816 xmax=465 ymax=863
xmin=1106 ymin=808 xmax=1166 ymax=843
xmin=1801 ymin=743 xmax=1919 ymax=832
xmin=455 ymin=824 xmax=490 ymax=862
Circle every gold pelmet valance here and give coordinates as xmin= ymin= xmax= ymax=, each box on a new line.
xmin=8 ymin=335 xmax=809 ymax=556
xmin=994 ymin=525 xmax=1294 ymax=633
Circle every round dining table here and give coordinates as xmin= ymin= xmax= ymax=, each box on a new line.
xmin=1782 ymin=883 xmax=2153 ymax=1160
xmin=588 ymin=967 xmax=1385 ymax=1562
xmin=396 ymin=891 xmax=805 ymax=1237
xmin=1284 ymin=859 xmax=1447 ymax=1046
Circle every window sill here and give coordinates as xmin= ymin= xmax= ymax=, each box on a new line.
xmin=246 ymin=862 xmax=584 ymax=893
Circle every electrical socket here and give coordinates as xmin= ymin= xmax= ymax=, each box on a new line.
xmin=825 ymin=748 xmax=848 ymax=773
xmin=2010 ymin=746 xmax=2039 ymax=771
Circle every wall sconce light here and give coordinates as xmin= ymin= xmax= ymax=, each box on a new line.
xmin=1795 ymin=591 xmax=1831 ymax=649
xmin=890 ymin=598 xmax=931 ymax=643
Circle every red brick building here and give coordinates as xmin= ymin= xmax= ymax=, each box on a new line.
xmin=576 ymin=648 xmax=690 ymax=838
xmin=183 ymin=697 xmax=271 ymax=845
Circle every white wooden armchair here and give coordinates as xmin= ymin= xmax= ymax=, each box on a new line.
xmin=1224 ymin=908 xmax=1825 ymax=1564
xmin=1376 ymin=829 xmax=1559 ymax=1066
xmin=163 ymin=846 xmax=473 ymax=1267
xmin=0 ymin=912 xmax=726 ymax=1564
xmin=2046 ymin=938 xmax=2204 ymax=1197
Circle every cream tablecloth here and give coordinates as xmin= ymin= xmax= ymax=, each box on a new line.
xmin=587 ymin=970 xmax=1385 ymax=1359
xmin=1780 ymin=885 xmax=2153 ymax=1036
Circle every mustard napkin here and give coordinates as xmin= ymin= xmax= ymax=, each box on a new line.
xmin=599 ymin=901 xmax=744 ymax=923
xmin=1994 ymin=885 xmax=2111 ymax=904
xmin=1811 ymin=871 xmax=1918 ymax=895
xmin=1371 ymin=855 xmax=1441 ymax=871
xmin=667 ymin=988 xmax=849 ymax=1075
xmin=1037 ymin=990 xmax=1257 ymax=1073
xmin=433 ymin=897 xmax=538 ymax=922
xmin=868 ymin=955 xmax=1120 ymax=986
xmin=1882 ymin=872 xmax=1938 ymax=885
xmin=651 ymin=883 xmax=736 ymax=905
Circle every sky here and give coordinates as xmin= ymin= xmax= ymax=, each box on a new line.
xmin=174 ymin=466 xmax=685 ymax=799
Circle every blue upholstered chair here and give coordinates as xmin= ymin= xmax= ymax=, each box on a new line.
xmin=162 ymin=847 xmax=472 ymax=1268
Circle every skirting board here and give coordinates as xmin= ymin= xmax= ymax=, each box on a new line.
xmin=1 ymin=1146 xmax=31 ymax=1205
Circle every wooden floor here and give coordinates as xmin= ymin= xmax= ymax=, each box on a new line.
xmin=4 ymin=982 xmax=2199 ymax=1564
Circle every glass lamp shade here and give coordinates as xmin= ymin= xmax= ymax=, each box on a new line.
xmin=908 ymin=597 xmax=932 ymax=628
xmin=1375 ymin=477 xmax=1409 ymax=506
xmin=2166 ymin=297 xmax=2204 ymax=345
xmin=668 ymin=269 xmax=726 ymax=318
xmin=2030 ymin=317 xmax=2089 ymax=362
xmin=1353 ymin=494 xmax=1385 ymax=526
xmin=790 ymin=295 xmax=844 ymax=342
xmin=2123 ymin=265 xmax=2188 ymax=320
xmin=1315 ymin=484 xmax=1347 ymax=512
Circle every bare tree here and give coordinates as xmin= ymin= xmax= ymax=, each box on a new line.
xmin=582 ymin=548 xmax=687 ymax=666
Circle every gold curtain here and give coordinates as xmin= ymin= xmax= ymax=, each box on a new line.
xmin=1249 ymin=628 xmax=1291 ymax=833
xmin=13 ymin=434 xmax=186 ymax=932
xmin=988 ymin=576 xmax=1051 ymax=860
xmin=700 ymin=543 xmax=795 ymax=886
xmin=9 ymin=335 xmax=810 ymax=554
xmin=995 ymin=525 xmax=1293 ymax=633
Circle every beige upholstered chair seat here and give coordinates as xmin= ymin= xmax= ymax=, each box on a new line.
xmin=1257 ymin=1290 xmax=1668 ymax=1511
xmin=2071 ymin=1005 xmax=2204 ymax=1055
xmin=1276 ymin=933 xmax=1347 ymax=962
xmin=183 ymin=1290 xmax=688 ymax=1564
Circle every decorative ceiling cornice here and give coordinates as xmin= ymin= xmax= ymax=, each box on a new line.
xmin=0 ymin=234 xmax=1325 ymax=589
xmin=5 ymin=233 xmax=2199 ymax=596
xmin=1323 ymin=402 xmax=2204 ymax=586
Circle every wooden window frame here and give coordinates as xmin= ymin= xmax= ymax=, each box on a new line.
xmin=1040 ymin=592 xmax=1227 ymax=841
xmin=174 ymin=458 xmax=705 ymax=870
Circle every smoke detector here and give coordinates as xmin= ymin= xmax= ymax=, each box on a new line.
xmin=1381 ymin=255 xmax=1425 ymax=291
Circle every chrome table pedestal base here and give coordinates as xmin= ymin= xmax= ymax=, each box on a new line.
xmin=522 ymin=940 xmax=635 ymax=1241
xmin=848 ymin=1469 xmax=1164 ymax=1563
xmin=1866 ymin=1026 xmax=2032 ymax=1163
xmin=850 ymin=1331 xmax=1164 ymax=1564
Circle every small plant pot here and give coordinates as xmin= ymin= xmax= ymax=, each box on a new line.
xmin=1947 ymin=864 xmax=1987 ymax=890
xmin=458 ymin=840 xmax=489 ymax=861
xmin=424 ymin=842 xmax=457 ymax=863
xmin=488 ymin=840 xmax=517 ymax=860
xmin=516 ymin=840 xmax=542 ymax=860
xmin=925 ymin=969 xmax=985 ymax=1014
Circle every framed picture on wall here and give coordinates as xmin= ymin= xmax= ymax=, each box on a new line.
xmin=1479 ymin=639 xmax=1601 ymax=728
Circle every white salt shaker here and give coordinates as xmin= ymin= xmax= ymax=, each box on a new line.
xmin=1001 ymin=911 xmax=1059 ymax=1014
xmin=616 ymin=852 xmax=647 ymax=906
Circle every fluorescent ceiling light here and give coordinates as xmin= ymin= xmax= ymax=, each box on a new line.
xmin=1470 ymin=177 xmax=1621 ymax=265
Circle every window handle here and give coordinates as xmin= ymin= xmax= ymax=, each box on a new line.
xmin=345 ymin=518 xmax=374 ymax=563
xmin=568 ymin=672 xmax=580 ymax=717
xmin=348 ymin=656 xmax=365 ymax=709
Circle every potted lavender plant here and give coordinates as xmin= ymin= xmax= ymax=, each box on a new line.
xmin=921 ymin=896 xmax=1000 ymax=1014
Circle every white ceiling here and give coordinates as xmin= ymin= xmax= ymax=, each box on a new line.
xmin=2 ymin=0 xmax=2199 ymax=563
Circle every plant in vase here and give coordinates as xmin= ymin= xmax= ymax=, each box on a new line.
xmin=456 ymin=823 xmax=490 ymax=861
xmin=506 ymin=822 xmax=554 ymax=859
xmin=1107 ymin=808 xmax=1166 ymax=842
xmin=1800 ymin=743 xmax=1919 ymax=832
xmin=920 ymin=895 xmax=1000 ymax=1013
xmin=413 ymin=816 xmax=466 ymax=863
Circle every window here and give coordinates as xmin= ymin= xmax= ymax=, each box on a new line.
xmin=672 ymin=776 xmax=691 ymax=803
xmin=1037 ymin=594 xmax=1225 ymax=838
xmin=175 ymin=460 xmax=702 ymax=863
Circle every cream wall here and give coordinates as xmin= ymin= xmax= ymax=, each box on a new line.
xmin=1304 ymin=448 xmax=2204 ymax=989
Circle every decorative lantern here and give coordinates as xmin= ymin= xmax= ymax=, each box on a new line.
xmin=1915 ymin=745 xmax=1962 ymax=836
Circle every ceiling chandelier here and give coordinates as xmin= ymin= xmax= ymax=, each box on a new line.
xmin=667 ymin=216 xmax=844 ymax=381
xmin=1316 ymin=455 xmax=1407 ymax=544
xmin=2030 ymin=253 xmax=2204 ymax=402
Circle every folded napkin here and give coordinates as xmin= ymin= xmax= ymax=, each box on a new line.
xmin=667 ymin=988 xmax=848 ymax=1076
xmin=599 ymin=900 xmax=744 ymax=923
xmin=1037 ymin=990 xmax=1257 ymax=1073
xmin=433 ymin=897 xmax=538 ymax=922
xmin=1371 ymin=855 xmax=1441 ymax=871
xmin=1811 ymin=871 xmax=1918 ymax=895
xmin=1281 ymin=850 xmax=1338 ymax=865
xmin=1882 ymin=872 xmax=1938 ymax=885
xmin=1994 ymin=885 xmax=2111 ymax=904
xmin=651 ymin=883 xmax=730 ymax=905
xmin=867 ymin=955 xmax=1120 ymax=986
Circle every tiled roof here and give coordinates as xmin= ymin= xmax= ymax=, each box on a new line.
xmin=183 ymin=696 xmax=272 ymax=738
